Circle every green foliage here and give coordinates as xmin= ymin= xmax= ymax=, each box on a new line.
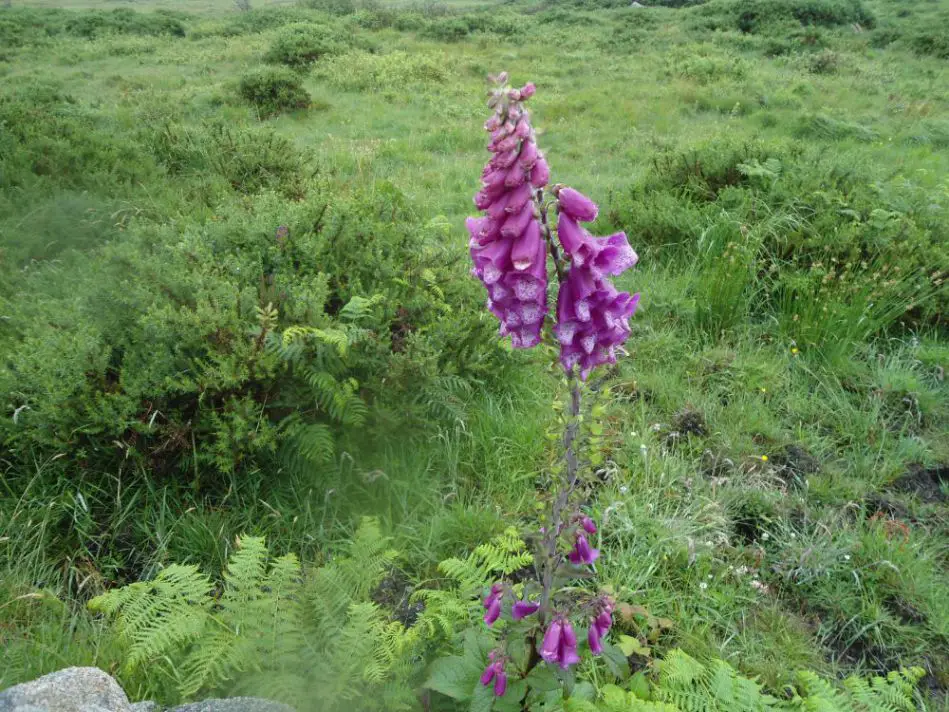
xmin=708 ymin=0 xmax=875 ymax=34
xmin=420 ymin=12 xmax=521 ymax=42
xmin=145 ymin=121 xmax=309 ymax=196
xmin=263 ymin=21 xmax=348 ymax=67
xmin=649 ymin=650 xmax=923 ymax=712
xmin=0 ymin=182 xmax=502 ymax=491
xmin=315 ymin=50 xmax=452 ymax=91
xmin=0 ymin=7 xmax=186 ymax=47
xmin=237 ymin=67 xmax=311 ymax=118
xmin=412 ymin=527 xmax=532 ymax=641
xmin=89 ymin=518 xmax=422 ymax=709
xmin=3 ymin=3 xmax=949 ymax=710
xmin=612 ymin=136 xmax=947 ymax=340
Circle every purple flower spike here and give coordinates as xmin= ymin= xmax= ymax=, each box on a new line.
xmin=540 ymin=619 xmax=563 ymax=664
xmin=467 ymin=77 xmax=549 ymax=349
xmin=567 ymin=532 xmax=600 ymax=565
xmin=554 ymin=187 xmax=640 ymax=379
xmin=557 ymin=187 xmax=599 ymax=222
xmin=512 ymin=599 xmax=541 ymax=620
xmin=581 ymin=515 xmax=597 ymax=534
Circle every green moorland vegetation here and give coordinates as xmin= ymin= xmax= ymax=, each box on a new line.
xmin=0 ymin=0 xmax=947 ymax=707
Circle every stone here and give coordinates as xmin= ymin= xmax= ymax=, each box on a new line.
xmin=170 ymin=700 xmax=293 ymax=712
xmin=0 ymin=668 xmax=131 ymax=712
xmin=130 ymin=704 xmax=160 ymax=712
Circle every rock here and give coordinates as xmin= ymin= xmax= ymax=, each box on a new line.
xmin=630 ymin=2 xmax=645 ymax=7
xmin=0 ymin=668 xmax=131 ymax=712
xmin=170 ymin=700 xmax=293 ymax=712
xmin=130 ymin=704 xmax=160 ymax=712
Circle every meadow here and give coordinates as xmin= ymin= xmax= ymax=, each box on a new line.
xmin=0 ymin=0 xmax=947 ymax=708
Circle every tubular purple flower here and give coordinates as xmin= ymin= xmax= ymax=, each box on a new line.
xmin=541 ymin=616 xmax=581 ymax=669
xmin=581 ymin=515 xmax=597 ymax=534
xmin=588 ymin=625 xmax=604 ymax=655
xmin=559 ymin=619 xmax=581 ymax=668
xmin=483 ymin=583 xmax=503 ymax=607
xmin=557 ymin=187 xmax=599 ymax=222
xmin=480 ymin=662 xmax=497 ymax=686
xmin=512 ymin=599 xmax=541 ymax=620
xmin=567 ymin=532 xmax=600 ymax=565
xmin=484 ymin=597 xmax=502 ymax=626
xmin=494 ymin=669 xmax=508 ymax=697
xmin=530 ymin=156 xmax=549 ymax=187
xmin=540 ymin=619 xmax=563 ymax=664
xmin=594 ymin=609 xmax=612 ymax=636
xmin=557 ymin=216 xmax=638 ymax=277
xmin=511 ymin=220 xmax=542 ymax=271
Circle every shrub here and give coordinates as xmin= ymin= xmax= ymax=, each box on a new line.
xmin=694 ymin=0 xmax=876 ymax=35
xmin=803 ymin=48 xmax=840 ymax=74
xmin=911 ymin=28 xmax=949 ymax=59
xmin=297 ymin=0 xmax=378 ymax=16
xmin=62 ymin=8 xmax=187 ymax=39
xmin=315 ymin=50 xmax=451 ymax=91
xmin=264 ymin=22 xmax=346 ymax=67
xmin=210 ymin=7 xmax=314 ymax=37
xmin=0 ymin=182 xmax=505 ymax=488
xmin=237 ymin=67 xmax=310 ymax=117
xmin=609 ymin=136 xmax=948 ymax=332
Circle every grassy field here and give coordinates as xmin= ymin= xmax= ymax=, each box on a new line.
xmin=1 ymin=0 xmax=947 ymax=707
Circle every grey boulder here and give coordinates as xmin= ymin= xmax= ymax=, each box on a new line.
xmin=0 ymin=668 xmax=131 ymax=712
xmin=170 ymin=701 xmax=294 ymax=712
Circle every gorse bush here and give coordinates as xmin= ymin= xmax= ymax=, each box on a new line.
xmin=0 ymin=7 xmax=187 ymax=46
xmin=691 ymin=0 xmax=874 ymax=35
xmin=263 ymin=21 xmax=349 ymax=67
xmin=0 ymin=184 xmax=503 ymax=491
xmin=145 ymin=121 xmax=310 ymax=196
xmin=237 ymin=67 xmax=311 ymax=117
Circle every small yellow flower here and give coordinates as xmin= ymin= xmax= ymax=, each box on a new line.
xmin=759 ymin=387 xmax=767 ymax=393
xmin=790 ymin=347 xmax=799 ymax=355
xmin=760 ymin=455 xmax=769 ymax=462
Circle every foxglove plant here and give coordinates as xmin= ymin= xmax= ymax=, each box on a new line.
xmin=466 ymin=73 xmax=640 ymax=702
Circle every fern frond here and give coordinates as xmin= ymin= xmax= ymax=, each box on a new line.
xmin=89 ymin=564 xmax=213 ymax=675
xmin=339 ymin=294 xmax=383 ymax=323
xmin=282 ymin=325 xmax=350 ymax=356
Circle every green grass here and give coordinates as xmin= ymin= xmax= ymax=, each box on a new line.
xmin=1 ymin=0 xmax=948 ymax=706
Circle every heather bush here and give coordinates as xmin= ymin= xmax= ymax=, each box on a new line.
xmin=237 ymin=67 xmax=311 ymax=117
